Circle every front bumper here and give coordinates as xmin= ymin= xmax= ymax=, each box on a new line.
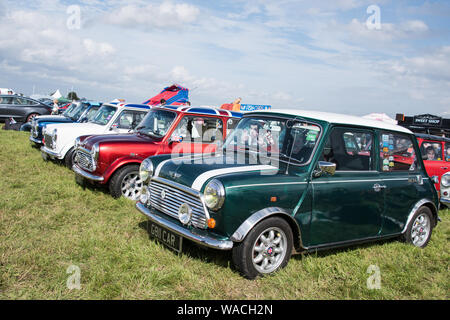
xmin=136 ymin=202 xmax=234 ymax=251
xmin=41 ymin=146 xmax=63 ymax=159
xmin=440 ymin=198 xmax=450 ymax=208
xmin=29 ymin=136 xmax=43 ymax=144
xmin=72 ymin=164 xmax=105 ymax=182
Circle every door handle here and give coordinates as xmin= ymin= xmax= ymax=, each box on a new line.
xmin=373 ymin=184 xmax=387 ymax=192
xmin=441 ymin=167 xmax=448 ymax=170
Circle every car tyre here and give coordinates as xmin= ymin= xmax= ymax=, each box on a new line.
xmin=109 ymin=165 xmax=143 ymax=200
xmin=64 ymin=148 xmax=76 ymax=168
xmin=402 ymin=206 xmax=433 ymax=248
xmin=232 ymin=217 xmax=293 ymax=280
xmin=26 ymin=113 xmax=39 ymax=122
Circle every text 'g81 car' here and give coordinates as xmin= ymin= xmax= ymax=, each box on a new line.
xmin=136 ymin=109 xmax=440 ymax=279
xmin=40 ymin=103 xmax=150 ymax=168
xmin=72 ymin=106 xmax=242 ymax=200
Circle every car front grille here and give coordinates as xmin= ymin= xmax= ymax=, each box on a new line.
xmin=149 ymin=178 xmax=208 ymax=229
xmin=75 ymin=149 xmax=94 ymax=172
xmin=44 ymin=132 xmax=54 ymax=149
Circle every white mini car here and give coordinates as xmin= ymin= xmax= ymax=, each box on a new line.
xmin=41 ymin=103 xmax=150 ymax=167
xmin=441 ymin=172 xmax=450 ymax=208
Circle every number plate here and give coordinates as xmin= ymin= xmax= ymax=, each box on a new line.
xmin=41 ymin=151 xmax=48 ymax=161
xmin=148 ymin=221 xmax=182 ymax=254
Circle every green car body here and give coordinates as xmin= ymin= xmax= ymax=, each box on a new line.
xmin=136 ymin=109 xmax=440 ymax=278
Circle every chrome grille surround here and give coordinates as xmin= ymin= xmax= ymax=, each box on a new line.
xmin=148 ymin=177 xmax=210 ymax=229
xmin=31 ymin=120 xmax=38 ymax=138
xmin=44 ymin=132 xmax=55 ymax=149
xmin=75 ymin=147 xmax=95 ymax=172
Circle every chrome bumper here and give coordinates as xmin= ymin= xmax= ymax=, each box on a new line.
xmin=136 ymin=202 xmax=233 ymax=251
xmin=40 ymin=146 xmax=63 ymax=159
xmin=72 ymin=164 xmax=104 ymax=182
xmin=29 ymin=136 xmax=42 ymax=144
xmin=440 ymin=198 xmax=450 ymax=208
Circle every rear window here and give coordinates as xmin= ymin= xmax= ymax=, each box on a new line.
xmin=379 ymin=132 xmax=418 ymax=172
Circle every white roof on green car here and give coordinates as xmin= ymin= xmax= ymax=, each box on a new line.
xmin=252 ymin=109 xmax=412 ymax=134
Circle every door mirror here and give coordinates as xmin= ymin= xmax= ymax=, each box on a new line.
xmin=169 ymin=135 xmax=183 ymax=145
xmin=110 ymin=123 xmax=119 ymax=131
xmin=313 ymin=161 xmax=337 ymax=178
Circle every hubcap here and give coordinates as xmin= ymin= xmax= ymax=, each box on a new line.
xmin=121 ymin=172 xmax=143 ymax=200
xmin=252 ymin=227 xmax=287 ymax=274
xmin=411 ymin=213 xmax=431 ymax=247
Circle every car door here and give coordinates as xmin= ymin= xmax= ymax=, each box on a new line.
xmin=378 ymin=131 xmax=424 ymax=235
xmin=165 ymin=115 xmax=224 ymax=156
xmin=0 ymin=96 xmax=14 ymax=119
xmin=420 ymin=139 xmax=444 ymax=191
xmin=310 ymin=126 xmax=383 ymax=246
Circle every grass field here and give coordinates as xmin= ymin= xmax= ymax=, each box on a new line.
xmin=0 ymin=129 xmax=448 ymax=300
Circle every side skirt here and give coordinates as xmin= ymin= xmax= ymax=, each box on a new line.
xmin=296 ymin=233 xmax=402 ymax=254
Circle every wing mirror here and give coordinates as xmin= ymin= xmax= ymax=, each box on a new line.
xmin=169 ymin=135 xmax=183 ymax=145
xmin=313 ymin=161 xmax=337 ymax=178
xmin=431 ymin=176 xmax=439 ymax=184
xmin=110 ymin=123 xmax=119 ymax=131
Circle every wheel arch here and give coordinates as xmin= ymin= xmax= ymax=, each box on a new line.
xmin=103 ymin=157 xmax=144 ymax=183
xmin=230 ymin=207 xmax=304 ymax=253
xmin=402 ymin=198 xmax=439 ymax=233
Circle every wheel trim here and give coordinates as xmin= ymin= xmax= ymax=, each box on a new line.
xmin=120 ymin=172 xmax=143 ymax=200
xmin=411 ymin=213 xmax=431 ymax=247
xmin=252 ymin=227 xmax=287 ymax=274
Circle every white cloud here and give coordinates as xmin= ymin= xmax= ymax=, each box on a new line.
xmin=104 ymin=1 xmax=200 ymax=30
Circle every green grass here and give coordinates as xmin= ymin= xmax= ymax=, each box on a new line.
xmin=0 ymin=129 xmax=448 ymax=299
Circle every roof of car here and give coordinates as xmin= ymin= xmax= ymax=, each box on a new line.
xmin=104 ymin=102 xmax=151 ymax=110
xmin=156 ymin=105 xmax=243 ymax=118
xmin=248 ymin=109 xmax=412 ymax=134
xmin=415 ymin=133 xmax=450 ymax=143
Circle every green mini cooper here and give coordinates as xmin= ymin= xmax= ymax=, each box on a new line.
xmin=136 ymin=109 xmax=440 ymax=279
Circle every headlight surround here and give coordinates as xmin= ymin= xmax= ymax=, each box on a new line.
xmin=139 ymin=158 xmax=154 ymax=183
xmin=91 ymin=143 xmax=100 ymax=161
xmin=75 ymin=137 xmax=81 ymax=148
xmin=204 ymin=179 xmax=225 ymax=211
xmin=442 ymin=174 xmax=450 ymax=187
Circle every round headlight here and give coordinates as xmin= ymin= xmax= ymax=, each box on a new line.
xmin=139 ymin=158 xmax=154 ymax=183
xmin=91 ymin=143 xmax=99 ymax=160
xmin=442 ymin=174 xmax=450 ymax=187
xmin=178 ymin=203 xmax=192 ymax=225
xmin=204 ymin=179 xmax=225 ymax=211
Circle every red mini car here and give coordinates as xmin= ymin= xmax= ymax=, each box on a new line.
xmin=415 ymin=133 xmax=450 ymax=192
xmin=72 ymin=106 xmax=242 ymax=199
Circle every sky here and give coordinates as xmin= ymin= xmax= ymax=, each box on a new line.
xmin=0 ymin=0 xmax=449 ymax=118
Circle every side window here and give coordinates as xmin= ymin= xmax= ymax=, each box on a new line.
xmin=379 ymin=132 xmax=418 ymax=172
xmin=0 ymin=97 xmax=13 ymax=104
xmin=420 ymin=140 xmax=443 ymax=161
xmin=114 ymin=110 xmax=147 ymax=129
xmin=172 ymin=116 xmax=224 ymax=144
xmin=14 ymin=98 xmax=33 ymax=105
xmin=321 ymin=127 xmax=374 ymax=171
xmin=445 ymin=142 xmax=450 ymax=162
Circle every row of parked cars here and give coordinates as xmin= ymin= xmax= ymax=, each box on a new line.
xmin=23 ymin=101 xmax=447 ymax=279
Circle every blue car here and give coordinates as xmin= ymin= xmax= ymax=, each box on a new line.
xmin=28 ymin=101 xmax=102 ymax=145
